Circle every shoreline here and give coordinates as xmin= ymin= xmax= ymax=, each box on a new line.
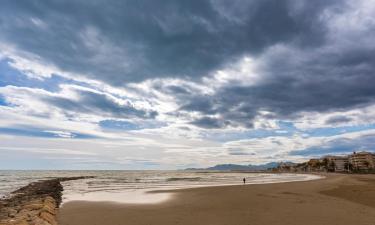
xmin=58 ymin=173 xmax=375 ymax=225
xmin=60 ymin=173 xmax=323 ymax=205
xmin=0 ymin=176 xmax=93 ymax=225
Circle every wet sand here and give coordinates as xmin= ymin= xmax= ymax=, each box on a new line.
xmin=58 ymin=174 xmax=375 ymax=225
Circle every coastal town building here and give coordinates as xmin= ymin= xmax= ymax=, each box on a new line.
xmin=349 ymin=151 xmax=375 ymax=170
xmin=306 ymin=159 xmax=324 ymax=172
xmin=275 ymin=151 xmax=375 ymax=173
xmin=323 ymin=156 xmax=349 ymax=172
xmin=277 ymin=162 xmax=298 ymax=172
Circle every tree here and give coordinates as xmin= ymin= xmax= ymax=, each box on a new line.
xmin=364 ymin=161 xmax=370 ymax=169
xmin=322 ymin=158 xmax=329 ymax=170
xmin=328 ymin=161 xmax=335 ymax=172
xmin=345 ymin=162 xmax=355 ymax=172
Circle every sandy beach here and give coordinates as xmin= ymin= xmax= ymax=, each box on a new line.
xmin=58 ymin=174 xmax=375 ymax=225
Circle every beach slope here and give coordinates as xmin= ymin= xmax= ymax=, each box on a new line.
xmin=58 ymin=174 xmax=375 ymax=225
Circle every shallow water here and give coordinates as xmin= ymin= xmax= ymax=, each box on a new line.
xmin=0 ymin=171 xmax=322 ymax=204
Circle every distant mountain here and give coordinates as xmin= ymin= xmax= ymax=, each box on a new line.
xmin=186 ymin=162 xmax=281 ymax=171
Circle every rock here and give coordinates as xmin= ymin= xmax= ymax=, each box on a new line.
xmin=1 ymin=219 xmax=29 ymax=225
xmin=39 ymin=211 xmax=57 ymax=225
xmin=32 ymin=216 xmax=52 ymax=225
xmin=8 ymin=209 xmax=17 ymax=218
xmin=41 ymin=204 xmax=56 ymax=215
xmin=23 ymin=204 xmax=44 ymax=211
xmin=0 ymin=176 xmax=94 ymax=225
xmin=13 ymin=219 xmax=30 ymax=225
xmin=17 ymin=209 xmax=36 ymax=221
xmin=44 ymin=197 xmax=55 ymax=205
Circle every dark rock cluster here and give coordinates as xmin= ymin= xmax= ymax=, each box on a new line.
xmin=0 ymin=176 xmax=93 ymax=225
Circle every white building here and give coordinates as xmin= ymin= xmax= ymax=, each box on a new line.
xmin=349 ymin=151 xmax=375 ymax=170
xmin=324 ymin=156 xmax=349 ymax=172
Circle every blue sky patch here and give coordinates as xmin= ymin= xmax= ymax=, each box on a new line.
xmin=304 ymin=124 xmax=375 ymax=137
xmin=0 ymin=58 xmax=92 ymax=92
xmin=0 ymin=126 xmax=96 ymax=139
xmin=99 ymin=120 xmax=141 ymax=130
xmin=0 ymin=94 xmax=8 ymax=106
xmin=99 ymin=119 xmax=166 ymax=131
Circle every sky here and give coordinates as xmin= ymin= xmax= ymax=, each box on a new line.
xmin=1 ymin=0 xmax=375 ymax=169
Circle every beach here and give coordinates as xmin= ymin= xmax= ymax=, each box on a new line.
xmin=58 ymin=174 xmax=375 ymax=225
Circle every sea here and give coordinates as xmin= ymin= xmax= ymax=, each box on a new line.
xmin=0 ymin=171 xmax=322 ymax=204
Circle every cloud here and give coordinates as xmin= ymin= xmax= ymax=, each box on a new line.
xmin=289 ymin=133 xmax=375 ymax=157
xmin=0 ymin=0 xmax=338 ymax=84
xmin=325 ymin=115 xmax=353 ymax=125
xmin=0 ymin=126 xmax=95 ymax=139
xmin=43 ymin=89 xmax=158 ymax=119
xmin=1 ymin=0 xmax=375 ymax=168
xmin=2 ymin=0 xmax=375 ymax=130
xmin=0 ymin=85 xmax=157 ymax=120
xmin=175 ymin=0 xmax=375 ymax=128
xmin=44 ymin=130 xmax=76 ymax=138
xmin=222 ymin=129 xmax=375 ymax=162
xmin=190 ymin=116 xmax=226 ymax=129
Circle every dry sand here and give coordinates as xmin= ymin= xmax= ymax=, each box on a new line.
xmin=58 ymin=174 xmax=375 ymax=225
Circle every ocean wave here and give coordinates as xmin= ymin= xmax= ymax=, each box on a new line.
xmin=166 ymin=177 xmax=201 ymax=182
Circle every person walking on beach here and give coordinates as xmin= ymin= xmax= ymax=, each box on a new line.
xmin=243 ymin=178 xmax=246 ymax=184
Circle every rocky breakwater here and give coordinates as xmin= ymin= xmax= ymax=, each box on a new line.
xmin=0 ymin=176 xmax=94 ymax=225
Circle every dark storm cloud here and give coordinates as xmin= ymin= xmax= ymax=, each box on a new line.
xmin=165 ymin=85 xmax=190 ymax=95
xmin=43 ymin=90 xmax=157 ymax=119
xmin=190 ymin=117 xmax=226 ymax=129
xmin=181 ymin=97 xmax=218 ymax=115
xmin=186 ymin=61 xmax=375 ymax=128
xmin=325 ymin=116 xmax=353 ymax=125
xmin=0 ymin=0 xmax=333 ymax=84
xmin=2 ymin=0 xmax=375 ymax=130
xmin=179 ymin=5 xmax=375 ymax=129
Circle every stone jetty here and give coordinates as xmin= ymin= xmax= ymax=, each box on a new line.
xmin=0 ymin=176 xmax=93 ymax=225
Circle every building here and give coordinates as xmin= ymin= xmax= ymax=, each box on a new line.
xmin=306 ymin=159 xmax=324 ymax=172
xmin=323 ymin=156 xmax=349 ymax=172
xmin=349 ymin=151 xmax=375 ymax=170
xmin=275 ymin=151 xmax=375 ymax=173
xmin=277 ymin=162 xmax=298 ymax=172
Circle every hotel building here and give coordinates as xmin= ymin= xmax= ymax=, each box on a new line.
xmin=349 ymin=151 xmax=375 ymax=170
xmin=324 ymin=156 xmax=349 ymax=172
